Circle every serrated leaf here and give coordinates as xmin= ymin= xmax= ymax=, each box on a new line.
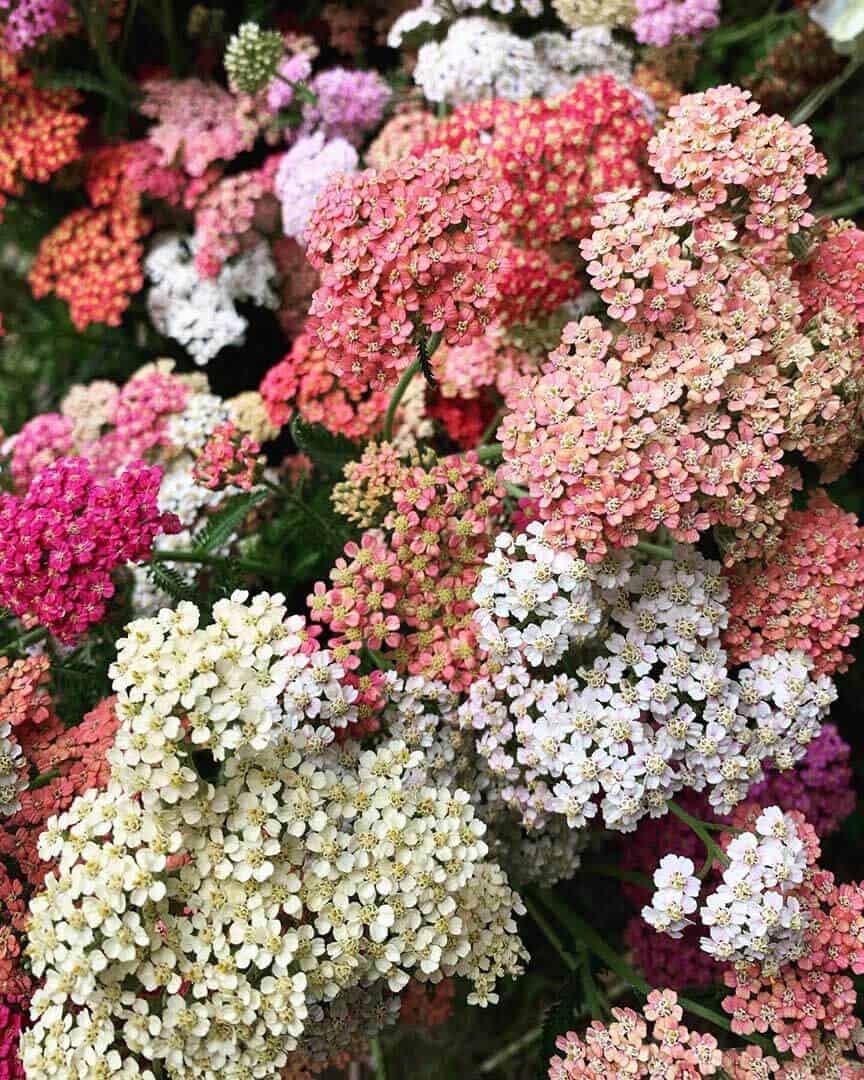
xmin=191 ymin=489 xmax=268 ymax=555
xmin=537 ymin=979 xmax=581 ymax=1079
xmin=147 ymin=561 xmax=197 ymax=603
xmin=290 ymin=414 xmax=362 ymax=476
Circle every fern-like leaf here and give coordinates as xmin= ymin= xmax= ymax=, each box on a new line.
xmin=191 ymin=489 xmax=268 ymax=555
xmin=147 ymin=562 xmax=196 ymax=603
xmin=537 ymin=979 xmax=581 ymax=1079
xmin=290 ymin=415 xmax=362 ymax=475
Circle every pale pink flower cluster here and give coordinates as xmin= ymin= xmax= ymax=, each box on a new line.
xmin=500 ymin=88 xmax=863 ymax=563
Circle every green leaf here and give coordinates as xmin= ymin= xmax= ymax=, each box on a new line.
xmin=190 ymin=489 xmax=268 ymax=555
xmin=33 ymin=69 xmax=131 ymax=105
xmin=290 ymin=414 xmax=362 ymax=475
xmin=537 ymin=980 xmax=582 ymax=1079
xmin=146 ymin=561 xmax=197 ymax=604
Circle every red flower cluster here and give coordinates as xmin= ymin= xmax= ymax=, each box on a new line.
xmin=724 ymin=493 xmax=864 ymax=676
xmin=796 ymin=222 xmax=864 ymax=335
xmin=420 ymin=75 xmax=652 ymax=251
xmin=309 ymin=450 xmax=505 ymax=690
xmin=0 ymin=457 xmax=179 ymax=642
xmin=260 ymin=329 xmax=392 ymax=441
xmin=0 ymin=55 xmax=84 ymax=220
xmin=305 ymin=149 xmax=510 ymax=393
xmin=28 ymin=144 xmax=150 ymax=330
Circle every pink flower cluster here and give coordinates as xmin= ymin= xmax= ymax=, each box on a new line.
xmin=139 ymin=78 xmax=261 ymax=178
xmin=309 ymin=449 xmax=505 ymax=690
xmin=550 ymin=990 xmax=864 ymax=1077
xmin=11 ymin=365 xmax=190 ymax=490
xmin=796 ymin=223 xmax=864 ymax=334
xmin=259 ymin=328 xmax=391 ymax=441
xmin=266 ymin=51 xmax=312 ymax=113
xmin=192 ymin=156 xmax=281 ymax=278
xmin=305 ymin=150 xmax=510 ymax=393
xmin=633 ymin=0 xmax=720 ymax=47
xmin=1 ymin=0 xmax=69 ymax=53
xmin=500 ymin=88 xmax=860 ymax=562
xmin=192 ymin=421 xmax=261 ymax=491
xmin=0 ymin=457 xmax=179 ymax=642
xmin=723 ymin=493 xmax=864 ymax=676
xmin=721 ymin=806 xmax=864 ymax=1061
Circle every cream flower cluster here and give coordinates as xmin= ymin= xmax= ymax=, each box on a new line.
xmin=643 ymin=808 xmax=810 ymax=970
xmin=386 ymin=674 xmax=587 ymax=886
xmin=22 ymin=593 xmax=527 ymax=1079
xmin=460 ymin=531 xmax=836 ymax=834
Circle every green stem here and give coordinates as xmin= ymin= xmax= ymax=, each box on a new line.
xmin=817 ymin=191 xmax=864 ymax=221
xmin=479 ymin=1025 xmax=542 ymax=1074
xmin=151 ymin=550 xmax=275 ymax=576
xmin=160 ymin=0 xmax=182 ymax=75
xmin=504 ymin=482 xmax=529 ymax=500
xmin=667 ymin=801 xmax=730 ymax=870
xmin=2 ymin=625 xmax=49 ymax=656
xmin=635 ymin=539 xmax=677 ymax=560
xmin=480 ymin=407 xmax=504 ymax=446
xmin=533 ymin=890 xmax=772 ymax=1047
xmin=382 ymin=359 xmax=420 ymax=444
xmin=30 ymin=767 xmax=60 ymax=790
xmin=792 ymin=54 xmax=864 ymax=125
xmin=369 ymin=1036 xmax=387 ymax=1080
xmin=522 ymin=895 xmax=580 ymax=972
xmin=476 ymin=444 xmax=503 ymax=463
xmin=704 ymin=9 xmax=793 ymax=46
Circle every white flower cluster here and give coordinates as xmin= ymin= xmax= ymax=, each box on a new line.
xmin=641 ymin=854 xmax=700 ymax=937
xmin=700 ymin=807 xmax=810 ymax=968
xmin=22 ymin=593 xmax=527 ymax=1079
xmin=460 ymin=532 xmax=836 ymax=835
xmin=409 ymin=17 xmax=630 ymax=104
xmin=145 ymin=233 xmax=278 ymax=366
xmin=388 ymin=0 xmax=545 ymax=48
xmin=386 ymin=675 xmax=587 ymax=886
xmin=643 ymin=808 xmax=811 ymax=972
xmin=0 ymin=720 xmax=26 ymax=816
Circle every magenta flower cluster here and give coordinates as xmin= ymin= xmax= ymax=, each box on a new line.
xmin=0 ymin=458 xmax=179 ymax=643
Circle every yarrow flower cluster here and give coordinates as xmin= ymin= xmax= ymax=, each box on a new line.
xmin=461 ymin=534 xmax=835 ymax=834
xmin=312 ymin=449 xmax=506 ymax=689
xmin=145 ymin=233 xmax=278 ymax=365
xmin=644 ymin=807 xmax=810 ymax=968
xmin=305 ymin=150 xmax=510 ymax=393
xmin=500 ymin=88 xmax=862 ymax=563
xmin=274 ymin=132 xmax=358 ymax=245
xmin=224 ymin=21 xmax=285 ymax=94
xmin=192 ymin=421 xmax=262 ymax=491
xmin=0 ymin=457 xmax=179 ymax=642
xmin=723 ymin=493 xmax=864 ymax=677
xmin=21 ymin=593 xmax=528 ymax=1076
xmin=302 ymin=67 xmax=391 ymax=146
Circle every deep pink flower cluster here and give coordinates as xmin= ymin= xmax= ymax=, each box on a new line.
xmin=723 ymin=493 xmax=864 ymax=676
xmin=1 ymin=0 xmax=69 ymax=53
xmin=309 ymin=450 xmax=505 ymax=690
xmin=748 ymin=724 xmax=855 ymax=839
xmin=10 ymin=366 xmax=191 ymax=489
xmin=796 ymin=223 xmax=864 ymax=334
xmin=0 ymin=997 xmax=24 ymax=1080
xmin=305 ymin=150 xmax=510 ymax=393
xmin=0 ymin=458 xmax=179 ymax=642
xmin=193 ymin=421 xmax=261 ymax=491
xmin=500 ymin=88 xmax=859 ymax=563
